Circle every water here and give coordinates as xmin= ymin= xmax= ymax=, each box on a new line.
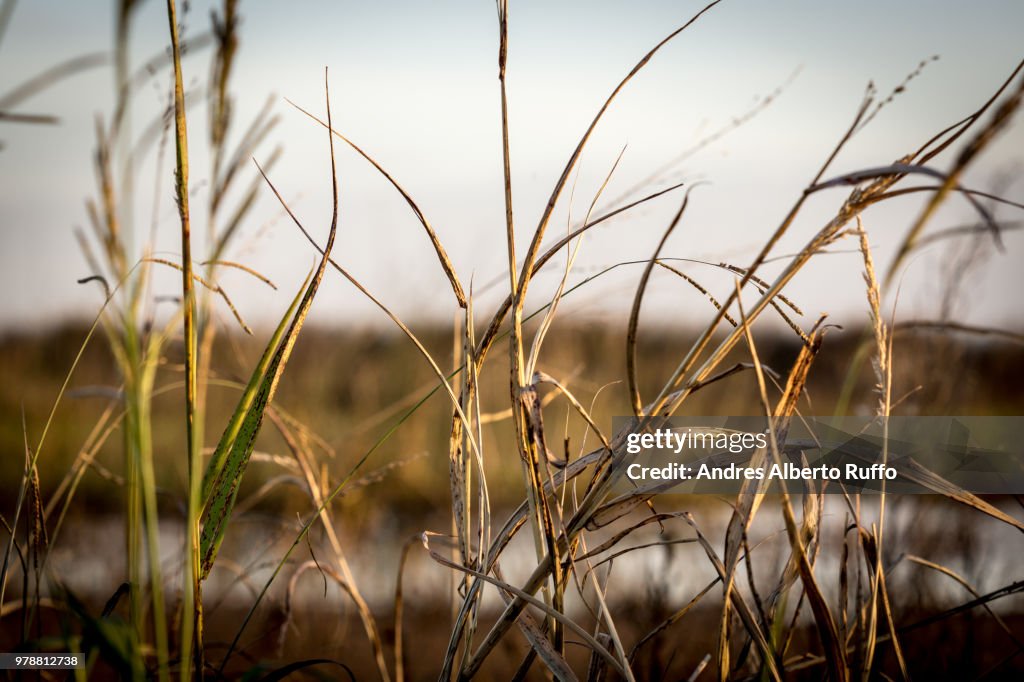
xmin=37 ymin=495 xmax=1024 ymax=626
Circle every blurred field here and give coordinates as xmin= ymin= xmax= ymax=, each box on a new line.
xmin=4 ymin=322 xmax=1022 ymax=513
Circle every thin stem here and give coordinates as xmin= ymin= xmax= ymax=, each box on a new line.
xmin=165 ymin=0 xmax=202 ymax=677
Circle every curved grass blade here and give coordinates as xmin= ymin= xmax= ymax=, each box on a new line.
xmin=199 ymin=70 xmax=340 ymax=580
xmin=287 ymin=99 xmax=466 ymax=308
xmin=200 ymin=271 xmax=310 ymax=502
xmin=199 ymin=263 xmax=329 ymax=581
xmin=423 ymin=532 xmax=626 ymax=680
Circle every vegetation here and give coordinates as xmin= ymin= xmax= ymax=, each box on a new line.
xmin=2 ymin=1 xmax=1023 ymax=679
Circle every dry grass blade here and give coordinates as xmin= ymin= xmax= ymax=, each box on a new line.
xmin=684 ymin=513 xmax=782 ymax=682
xmin=735 ymin=287 xmax=847 ymax=682
xmin=914 ymin=219 xmax=1024 ymax=249
xmin=479 ymin=387 xmax=560 ymax=424
xmin=627 ymin=193 xmax=690 ymax=416
xmin=584 ymin=632 xmax=612 ymax=682
xmin=649 ymin=92 xmax=877 ymax=419
xmin=199 ymin=259 xmax=277 ymax=289
xmin=581 ymin=537 xmax=698 ymax=581
xmin=422 ymin=533 xmax=628 ymax=680
xmin=533 ymin=371 xmax=611 ymax=452
xmin=574 ymin=557 xmax=633 ymax=682
xmin=577 ymin=513 xmax=687 ymax=563
xmin=475 ymin=182 xmax=684 ymax=360
xmin=254 ymin=164 xmax=483 ymax=467
xmin=775 ymin=318 xmax=826 ymax=418
xmin=900 ymin=460 xmax=1024 ymax=532
xmin=715 ymin=317 xmax=824 ymax=679
xmin=270 ymin=412 xmax=390 ymax=682
xmin=854 ymin=217 xmax=907 ymax=680
xmin=441 ymin=448 xmax=610 ymax=677
xmin=287 ymin=99 xmax=466 ymax=308
xmin=811 ymin=163 xmax=1002 ymax=252
xmin=885 ymin=69 xmax=1024 ymax=286
xmin=717 ymin=263 xmax=803 ymax=316
xmin=717 ymin=446 xmax=771 ymax=672
xmin=514 ymin=0 xmax=722 ymax=297
xmin=0 ymin=413 xmax=32 ymax=614
xmin=692 ymin=362 xmax=779 ymax=391
xmin=143 ymin=256 xmax=257 ymax=334
xmin=516 ymin=381 xmax=566 ymax=648
xmin=717 ymin=456 xmax=768 ymax=680
xmin=584 ymin=492 xmax=662 ymax=531
xmin=526 ymin=146 xmax=626 ymax=380
xmin=656 ymin=261 xmax=738 ymax=325
xmin=491 ymin=564 xmax=580 ymax=682
xmin=810 ymin=163 xmax=948 ymax=190
xmin=899 ymin=579 xmax=1024 ymax=634
xmin=784 ymin=580 xmax=1024 ymax=675
xmin=628 ymin=577 xmax=720 ymax=666
xmin=457 ymin=331 xmax=479 ymax=583
xmin=875 ymin=564 xmax=909 ymax=682
xmin=0 ymin=111 xmax=57 ymax=124
xmin=871 ymin=183 xmax=1024 ymax=212
xmin=497 ymin=0 xmax=516 ymax=300
xmin=911 ymin=57 xmax=1024 ymax=166
xmin=717 ymin=262 xmax=809 ymax=342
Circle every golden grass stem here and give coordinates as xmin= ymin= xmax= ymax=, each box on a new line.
xmin=626 ymin=193 xmax=689 ymax=417
xmin=164 ymin=0 xmax=200 ymax=677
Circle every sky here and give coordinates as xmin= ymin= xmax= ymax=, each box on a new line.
xmin=1 ymin=0 xmax=1022 ymax=335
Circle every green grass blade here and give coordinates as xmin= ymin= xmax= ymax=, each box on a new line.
xmin=199 ymin=266 xmax=326 ymax=579
xmin=200 ymin=69 xmax=340 ymax=580
xmin=200 ymin=271 xmax=310 ymax=501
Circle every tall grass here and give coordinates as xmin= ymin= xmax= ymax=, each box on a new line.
xmin=2 ymin=1 xmax=1024 ymax=680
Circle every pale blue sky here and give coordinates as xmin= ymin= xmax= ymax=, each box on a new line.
xmin=1 ymin=1 xmax=1022 ymax=333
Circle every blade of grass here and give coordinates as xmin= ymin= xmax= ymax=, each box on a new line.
xmin=164 ymin=0 xmax=201 ymax=675
xmin=287 ymin=100 xmax=466 ymax=308
xmin=200 ymin=273 xmax=309 ymax=501
xmin=735 ymin=286 xmax=847 ymax=682
xmin=200 ymin=70 xmax=340 ymax=580
xmin=627 ymin=192 xmax=690 ymax=417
